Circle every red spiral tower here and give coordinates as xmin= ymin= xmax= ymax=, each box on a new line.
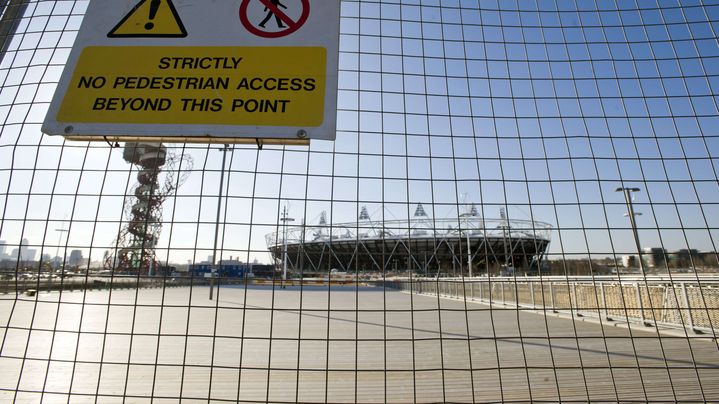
xmin=105 ymin=142 xmax=191 ymax=274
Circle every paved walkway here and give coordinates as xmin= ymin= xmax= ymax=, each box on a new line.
xmin=1 ymin=285 xmax=718 ymax=402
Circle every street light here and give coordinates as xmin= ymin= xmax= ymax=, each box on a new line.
xmin=615 ymin=187 xmax=645 ymax=276
xmin=280 ymin=205 xmax=294 ymax=283
xmin=459 ymin=213 xmax=474 ymax=278
xmin=210 ymin=144 xmax=232 ymax=300
xmin=54 ymin=228 xmax=69 ymax=271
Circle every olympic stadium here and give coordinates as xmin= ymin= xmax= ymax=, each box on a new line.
xmin=266 ymin=204 xmax=552 ymax=276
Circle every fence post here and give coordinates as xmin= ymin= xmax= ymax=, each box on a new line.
xmin=635 ymin=283 xmax=647 ymax=325
xmin=550 ymin=282 xmax=556 ymax=313
xmin=571 ymin=282 xmax=579 ymax=316
xmin=501 ymin=282 xmax=506 ymax=305
xmin=682 ymin=282 xmax=695 ymax=331
xmin=600 ymin=282 xmax=612 ymax=321
xmin=530 ymin=281 xmax=535 ymax=309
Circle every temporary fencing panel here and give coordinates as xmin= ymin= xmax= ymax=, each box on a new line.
xmin=1 ymin=1 xmax=718 ymax=402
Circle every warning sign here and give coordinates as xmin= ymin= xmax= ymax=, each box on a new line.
xmin=239 ymin=0 xmax=310 ymax=39
xmin=58 ymin=46 xmax=326 ymax=126
xmin=42 ymin=0 xmax=340 ymax=143
xmin=108 ymin=0 xmax=187 ymax=38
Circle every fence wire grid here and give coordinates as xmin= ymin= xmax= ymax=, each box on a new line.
xmin=1 ymin=0 xmax=719 ymax=402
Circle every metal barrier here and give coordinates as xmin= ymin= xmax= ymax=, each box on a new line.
xmin=2 ymin=0 xmax=719 ymax=402
xmin=387 ymin=276 xmax=719 ymax=334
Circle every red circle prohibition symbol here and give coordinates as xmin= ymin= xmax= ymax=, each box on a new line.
xmin=239 ymin=0 xmax=310 ymax=38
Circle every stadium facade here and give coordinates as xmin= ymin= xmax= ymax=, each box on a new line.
xmin=267 ymin=204 xmax=552 ymax=276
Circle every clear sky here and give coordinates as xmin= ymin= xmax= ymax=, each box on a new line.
xmin=0 ymin=0 xmax=717 ymax=267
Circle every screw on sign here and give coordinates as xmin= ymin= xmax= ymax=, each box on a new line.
xmin=239 ymin=0 xmax=310 ymax=38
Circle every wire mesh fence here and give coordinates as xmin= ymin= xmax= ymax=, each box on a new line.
xmin=1 ymin=0 xmax=719 ymax=402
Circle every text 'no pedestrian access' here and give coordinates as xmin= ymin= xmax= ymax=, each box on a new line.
xmin=58 ymin=46 xmax=326 ymax=127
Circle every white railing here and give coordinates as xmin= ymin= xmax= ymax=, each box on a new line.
xmin=385 ymin=275 xmax=719 ymax=334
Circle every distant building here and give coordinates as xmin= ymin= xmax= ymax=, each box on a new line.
xmin=622 ymin=255 xmax=637 ymax=268
xmin=697 ymin=252 xmax=719 ymax=269
xmin=643 ymin=248 xmax=666 ymax=268
xmin=670 ymin=249 xmax=700 ymax=269
xmin=0 ymin=240 xmax=6 ymax=259
xmin=51 ymin=256 xmax=63 ymax=269
xmin=11 ymin=239 xmax=36 ymax=262
xmin=68 ymin=249 xmax=84 ymax=267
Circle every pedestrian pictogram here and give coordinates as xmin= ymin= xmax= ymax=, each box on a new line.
xmin=108 ymin=0 xmax=187 ymax=38
xmin=239 ymin=0 xmax=310 ymax=38
xmin=259 ymin=1 xmax=287 ymax=29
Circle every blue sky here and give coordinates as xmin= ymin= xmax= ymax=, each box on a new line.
xmin=0 ymin=0 xmax=718 ymax=267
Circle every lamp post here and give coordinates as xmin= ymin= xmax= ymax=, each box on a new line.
xmin=465 ymin=230 xmax=472 ymax=278
xmin=210 ymin=144 xmax=232 ymax=300
xmin=54 ymin=228 xmax=69 ymax=271
xmin=280 ymin=205 xmax=294 ymax=283
xmin=499 ymin=207 xmax=513 ymax=275
xmin=616 ymin=187 xmax=645 ymax=276
xmin=459 ymin=213 xmax=473 ymax=278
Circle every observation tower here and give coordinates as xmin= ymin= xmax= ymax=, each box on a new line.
xmin=104 ymin=142 xmax=191 ymax=274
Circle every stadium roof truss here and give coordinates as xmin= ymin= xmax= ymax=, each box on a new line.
xmin=266 ymin=214 xmax=552 ymax=276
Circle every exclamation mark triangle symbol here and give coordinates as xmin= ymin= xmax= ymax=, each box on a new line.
xmin=108 ymin=0 xmax=187 ymax=38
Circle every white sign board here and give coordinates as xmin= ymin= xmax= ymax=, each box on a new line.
xmin=42 ymin=0 xmax=340 ymax=143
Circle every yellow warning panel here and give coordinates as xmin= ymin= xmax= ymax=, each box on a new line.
xmin=57 ymin=46 xmax=327 ymax=127
xmin=108 ymin=0 xmax=186 ymax=38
